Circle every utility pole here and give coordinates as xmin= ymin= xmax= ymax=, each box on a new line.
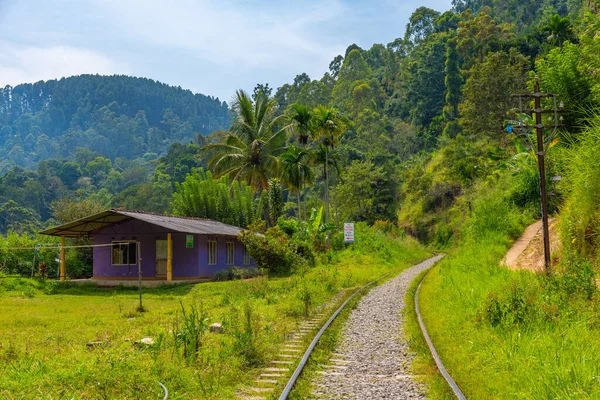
xmin=511 ymin=76 xmax=563 ymax=275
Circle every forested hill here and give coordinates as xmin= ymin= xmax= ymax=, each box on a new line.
xmin=0 ymin=75 xmax=230 ymax=171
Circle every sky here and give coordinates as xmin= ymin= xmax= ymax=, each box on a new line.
xmin=0 ymin=0 xmax=453 ymax=102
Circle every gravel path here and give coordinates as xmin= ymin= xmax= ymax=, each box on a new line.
xmin=313 ymin=255 xmax=444 ymax=399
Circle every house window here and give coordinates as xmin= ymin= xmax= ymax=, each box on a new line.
xmin=226 ymin=242 xmax=235 ymax=265
xmin=111 ymin=241 xmax=137 ymax=265
xmin=207 ymin=240 xmax=217 ymax=265
xmin=243 ymin=244 xmax=251 ymax=265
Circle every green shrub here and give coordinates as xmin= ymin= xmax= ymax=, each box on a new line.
xmin=277 ymin=217 xmax=298 ymax=236
xmin=212 ymin=266 xmax=263 ymax=282
xmin=482 ymin=280 xmax=539 ymax=328
xmin=548 ymin=257 xmax=597 ymax=301
xmin=290 ymin=238 xmax=316 ymax=267
xmin=239 ymin=225 xmax=305 ymax=275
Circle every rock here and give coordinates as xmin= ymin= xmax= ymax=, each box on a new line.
xmin=134 ymin=337 xmax=155 ymax=348
xmin=209 ymin=322 xmax=223 ymax=333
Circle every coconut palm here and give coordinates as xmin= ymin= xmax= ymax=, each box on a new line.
xmin=201 ymin=90 xmax=288 ymax=223
xmin=280 ymin=146 xmax=314 ymax=220
xmin=311 ymin=105 xmax=349 ymax=223
xmin=287 ymin=103 xmax=313 ymax=146
xmin=202 ymin=89 xmax=287 ymax=192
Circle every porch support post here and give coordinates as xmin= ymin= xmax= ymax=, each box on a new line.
xmin=167 ymin=233 xmax=172 ymax=281
xmin=60 ymin=236 xmax=66 ymax=281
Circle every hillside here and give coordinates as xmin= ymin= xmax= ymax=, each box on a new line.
xmin=0 ymin=75 xmax=231 ymax=171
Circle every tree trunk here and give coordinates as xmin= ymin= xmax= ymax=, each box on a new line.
xmin=260 ymin=187 xmax=270 ymax=227
xmin=325 ymin=146 xmax=330 ymax=224
xmin=334 ymin=170 xmax=338 ymax=226
xmin=297 ymin=189 xmax=302 ymax=221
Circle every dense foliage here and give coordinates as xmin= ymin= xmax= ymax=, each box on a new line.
xmin=0 ymin=75 xmax=229 ymax=169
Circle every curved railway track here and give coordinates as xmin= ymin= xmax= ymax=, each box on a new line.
xmin=238 ymin=254 xmax=462 ymax=399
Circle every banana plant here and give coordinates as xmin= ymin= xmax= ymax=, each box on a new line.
xmin=297 ymin=206 xmax=337 ymax=249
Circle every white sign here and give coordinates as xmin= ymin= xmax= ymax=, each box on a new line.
xmin=344 ymin=223 xmax=355 ymax=243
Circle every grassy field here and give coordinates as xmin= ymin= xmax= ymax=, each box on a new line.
xmin=414 ymin=187 xmax=600 ymax=399
xmin=0 ymin=225 xmax=429 ymax=399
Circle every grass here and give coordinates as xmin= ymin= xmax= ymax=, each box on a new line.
xmin=404 ymin=268 xmax=454 ymax=399
xmin=286 ymin=262 xmax=419 ymax=399
xmin=0 ymin=225 xmax=430 ymax=399
xmin=287 ymin=286 xmax=365 ymax=400
xmin=413 ymin=182 xmax=600 ymax=398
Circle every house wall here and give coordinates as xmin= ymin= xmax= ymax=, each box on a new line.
xmin=91 ymin=219 xmax=254 ymax=279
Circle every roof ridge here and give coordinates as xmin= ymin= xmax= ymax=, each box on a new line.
xmin=110 ymin=208 xmax=226 ymax=223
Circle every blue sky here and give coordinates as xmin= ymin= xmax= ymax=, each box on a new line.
xmin=0 ymin=0 xmax=452 ymax=102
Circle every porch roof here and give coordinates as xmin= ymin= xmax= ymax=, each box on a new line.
xmin=40 ymin=209 xmax=246 ymax=237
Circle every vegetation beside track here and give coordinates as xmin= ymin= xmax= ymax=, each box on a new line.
xmin=412 ymin=174 xmax=600 ymax=398
xmin=0 ymin=224 xmax=429 ymax=399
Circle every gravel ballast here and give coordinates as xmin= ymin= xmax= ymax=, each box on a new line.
xmin=313 ymin=255 xmax=444 ymax=399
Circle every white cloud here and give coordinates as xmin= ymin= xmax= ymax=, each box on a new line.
xmin=0 ymin=41 xmax=128 ymax=87
xmin=93 ymin=0 xmax=347 ymax=69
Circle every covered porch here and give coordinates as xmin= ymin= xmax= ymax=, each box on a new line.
xmin=40 ymin=209 xmax=253 ymax=281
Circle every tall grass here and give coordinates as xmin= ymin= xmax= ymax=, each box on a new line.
xmin=559 ymin=115 xmax=600 ymax=260
xmin=0 ymin=225 xmax=430 ymax=399
xmin=415 ymin=168 xmax=600 ymax=398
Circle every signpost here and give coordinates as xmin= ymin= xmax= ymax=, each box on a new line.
xmin=344 ymin=223 xmax=355 ymax=244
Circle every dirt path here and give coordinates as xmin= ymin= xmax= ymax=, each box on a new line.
xmin=501 ymin=218 xmax=560 ymax=273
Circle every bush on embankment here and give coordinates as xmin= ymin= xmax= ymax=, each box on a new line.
xmin=416 ymin=161 xmax=600 ymax=398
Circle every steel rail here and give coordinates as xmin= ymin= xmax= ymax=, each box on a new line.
xmin=278 ymin=255 xmax=445 ymax=399
xmin=415 ymin=266 xmax=466 ymax=400
xmin=278 ymin=270 xmax=393 ymax=400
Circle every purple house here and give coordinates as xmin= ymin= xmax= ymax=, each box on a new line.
xmin=40 ymin=209 xmax=255 ymax=281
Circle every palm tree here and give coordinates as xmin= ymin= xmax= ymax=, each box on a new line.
xmin=201 ymin=90 xmax=288 ymax=221
xmin=280 ymin=146 xmax=314 ymax=220
xmin=314 ymin=145 xmax=342 ymax=224
xmin=311 ymin=105 xmax=348 ymax=223
xmin=287 ymin=103 xmax=313 ymax=146
xmin=542 ymin=14 xmax=573 ymax=47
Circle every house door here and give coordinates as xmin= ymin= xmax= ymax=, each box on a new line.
xmin=156 ymin=240 xmax=168 ymax=277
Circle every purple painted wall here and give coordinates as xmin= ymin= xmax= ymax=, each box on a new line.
xmin=92 ymin=219 xmax=254 ymax=279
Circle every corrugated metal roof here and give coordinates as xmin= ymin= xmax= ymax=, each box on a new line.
xmin=40 ymin=209 xmax=246 ymax=237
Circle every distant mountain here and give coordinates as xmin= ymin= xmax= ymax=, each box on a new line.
xmin=0 ymin=75 xmax=231 ymax=172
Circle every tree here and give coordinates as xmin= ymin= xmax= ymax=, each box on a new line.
xmin=202 ymin=90 xmax=287 ymax=192
xmin=456 ymin=9 xmax=514 ymax=67
xmin=405 ymin=7 xmax=442 ymax=47
xmin=279 ymin=146 xmax=314 ymax=219
xmin=460 ymin=50 xmax=529 ymax=139
xmin=536 ymin=41 xmax=597 ymax=131
xmin=443 ymin=38 xmax=463 ymax=137
xmin=287 ymin=103 xmax=313 ymax=146
xmin=541 ymin=14 xmax=574 ymax=47
xmin=253 ymin=83 xmax=273 ymax=100
xmin=329 ymin=55 xmax=344 ymax=79
xmin=337 ymin=160 xmax=399 ymax=224
xmin=171 ymin=168 xmax=254 ymax=228
xmin=202 ymin=90 xmax=289 ymax=223
xmin=50 ymin=197 xmax=106 ymax=223
xmin=267 ymin=178 xmax=283 ymax=225
xmin=311 ymin=106 xmax=349 ymax=223
xmin=406 ymin=33 xmax=449 ymax=127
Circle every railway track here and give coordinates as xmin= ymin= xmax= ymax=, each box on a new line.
xmin=237 ymin=254 xmax=461 ymax=400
